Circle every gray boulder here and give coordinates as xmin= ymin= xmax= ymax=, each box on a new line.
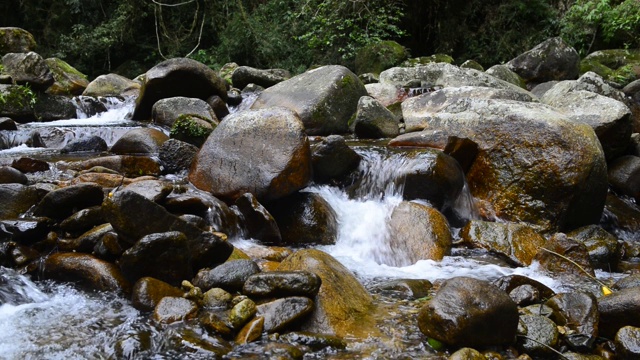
xmin=189 ymin=107 xmax=311 ymax=203
xmin=158 ymin=138 xmax=199 ymax=174
xmin=394 ymin=98 xmax=607 ymax=232
xmin=231 ymin=66 xmax=290 ymax=89
xmin=0 ymin=27 xmax=36 ymax=54
xmin=506 ymin=37 xmax=580 ymax=85
xmin=251 ymin=65 xmax=367 ymax=135
xmin=110 ymin=128 xmax=169 ymax=155
xmin=608 ymin=155 xmax=640 ymax=202
xmin=132 ymin=57 xmax=227 ymax=120
xmin=353 ymin=96 xmax=399 ymax=138
xmin=1 ymin=51 xmax=53 ymax=90
xmin=151 ymin=96 xmax=217 ymax=129
xmin=82 ymin=73 xmax=140 ymax=97
xmin=485 ymin=64 xmax=525 ymax=88
xmin=311 ymin=135 xmax=360 ymax=183
xmin=401 ymin=86 xmax=537 ymax=132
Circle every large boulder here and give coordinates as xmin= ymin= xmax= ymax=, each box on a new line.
xmin=151 ymin=96 xmax=216 ymax=129
xmin=387 ymin=201 xmax=452 ymax=266
xmin=379 ymin=63 xmax=532 ymax=96
xmin=231 ymin=66 xmax=290 ymax=89
xmin=82 ymin=73 xmax=140 ymax=97
xmin=189 ymin=107 xmax=311 ymax=203
xmin=460 ymin=220 xmax=547 ymax=266
xmin=506 ymin=37 xmax=580 ymax=86
xmin=44 ymin=57 xmax=89 ymax=96
xmin=418 ymin=277 xmax=519 ymax=347
xmin=485 ymin=64 xmax=526 ymax=88
xmin=251 ymin=65 xmax=367 ymax=135
xmin=277 ymin=249 xmax=376 ymax=339
xmin=542 ymin=87 xmax=631 ymax=160
xmin=401 ymin=86 xmax=537 ymax=133
xmin=2 ymin=52 xmax=54 ymax=91
xmin=353 ymin=96 xmax=399 ymax=138
xmin=0 ymin=27 xmax=36 ymax=54
xmin=132 ymin=57 xmax=227 ymax=120
xmin=394 ymin=98 xmax=607 ymax=232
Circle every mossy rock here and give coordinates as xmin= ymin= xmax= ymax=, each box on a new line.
xmin=581 ymin=49 xmax=640 ymax=86
xmin=170 ymin=114 xmax=214 ymax=148
xmin=401 ymin=54 xmax=454 ymax=67
xmin=0 ymin=27 xmax=36 ymax=54
xmin=44 ymin=57 xmax=89 ymax=96
xmin=354 ymin=40 xmax=409 ymax=75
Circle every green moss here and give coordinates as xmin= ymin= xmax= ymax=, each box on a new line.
xmin=170 ymin=114 xmax=214 ymax=147
xmin=612 ymin=63 xmax=640 ymax=85
xmin=580 ymin=59 xmax=614 ymax=79
xmin=354 ymin=40 xmax=409 ymax=74
xmin=401 ymin=54 xmax=454 ymax=67
xmin=340 ymin=74 xmax=355 ymax=88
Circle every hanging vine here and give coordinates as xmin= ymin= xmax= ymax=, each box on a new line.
xmin=152 ymin=0 xmax=206 ymax=59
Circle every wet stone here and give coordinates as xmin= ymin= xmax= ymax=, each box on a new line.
xmin=202 ymin=287 xmax=233 ymax=309
xmin=1 ymin=217 xmax=52 ymax=245
xmin=33 ymin=183 xmax=104 ymax=221
xmin=278 ymin=331 xmax=347 ymax=351
xmin=545 ymin=292 xmax=599 ymax=351
xmin=234 ymin=192 xmax=281 ymax=245
xmin=0 ymin=166 xmax=27 ymax=184
xmin=59 ymin=206 xmax=105 ymax=236
xmin=509 ymin=285 xmax=540 ymax=307
xmin=242 ymin=271 xmax=321 ymax=298
xmin=228 ymin=298 xmax=257 ymax=330
xmin=517 ymin=314 xmax=559 ymax=357
xmin=121 ymin=179 xmax=173 ymax=203
xmin=256 ymin=296 xmax=314 ymax=333
xmin=60 ymin=135 xmax=108 ymax=154
xmin=615 ymin=326 xmax=640 ymax=359
xmin=598 ymin=287 xmax=640 ymax=338
xmin=153 ymin=296 xmax=198 ymax=324
xmin=370 ymin=279 xmax=432 ymax=300
xmin=493 ymin=275 xmax=556 ymax=300
xmin=65 ymin=223 xmax=113 ymax=253
xmin=199 ymin=309 xmax=233 ymax=337
xmin=131 ymin=276 xmax=183 ymax=312
xmin=43 ymin=252 xmax=130 ymax=294
xmin=11 ymin=157 xmax=49 ymax=173
xmin=235 ymin=316 xmax=264 ymax=344
xmin=192 ymin=259 xmax=261 ymax=292
xmin=449 ymin=347 xmax=487 ymax=360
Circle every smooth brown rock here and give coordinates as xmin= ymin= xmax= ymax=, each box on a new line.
xmin=131 ymin=277 xmax=183 ymax=312
xmin=43 ymin=252 xmax=130 ymax=293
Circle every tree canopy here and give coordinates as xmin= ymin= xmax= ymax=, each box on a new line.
xmin=1 ymin=0 xmax=638 ymax=78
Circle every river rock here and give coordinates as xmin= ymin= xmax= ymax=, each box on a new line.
xmin=33 ymin=93 xmax=77 ymax=121
xmin=608 ymin=155 xmax=640 ymax=203
xmin=0 ymin=166 xmax=27 ymax=184
xmin=506 ymin=37 xmax=580 ymax=85
xmin=33 ymin=183 xmax=104 ymax=221
xmin=418 ymin=276 xmax=518 ymax=347
xmin=311 ymin=135 xmax=361 ymax=183
xmin=0 ymin=184 xmax=41 ymax=219
xmin=82 ymin=73 xmax=140 ymax=97
xmin=118 ymin=231 xmax=191 ymax=285
xmin=234 ymin=193 xmax=281 ymax=244
xmin=371 ymin=279 xmax=432 ymax=300
xmin=44 ymin=57 xmax=89 ymax=96
xmin=151 ymin=96 xmax=217 ymax=129
xmin=599 ymin=287 xmax=640 ymax=338
xmin=493 ymin=275 xmax=555 ymax=301
xmin=277 ymin=249 xmax=376 ymax=338
xmin=122 ymin=179 xmax=173 ymax=203
xmin=11 ymin=157 xmax=49 ymax=173
xmin=1 ymin=217 xmax=52 ymax=245
xmin=614 ymin=274 xmax=640 ymax=290
xmin=534 ymin=233 xmax=595 ymax=279
xmin=1 ymin=51 xmax=54 ymax=90
xmin=486 ymin=64 xmax=525 ymax=88
xmin=353 ymin=96 xmax=399 ymax=138
xmin=266 ymin=192 xmax=338 ymax=246
xmin=0 ymin=27 xmax=36 ymax=54
xmin=189 ymin=107 xmax=311 ymax=203
xmin=401 ymin=86 xmax=536 ymax=133
xmin=448 ymin=348 xmax=486 ymax=360
xmin=379 ymin=63 xmax=531 ymax=96
xmin=364 ymin=83 xmax=408 ymax=107
xmin=615 ymin=326 xmax=640 ymax=359
xmin=60 ymin=135 xmax=108 ymax=154
xmin=545 ymin=292 xmax=599 ymax=351
xmin=206 ymin=95 xmax=229 ymax=120
xmin=256 ymin=296 xmax=314 ymax=333
xmin=567 ymin=225 xmax=619 ymax=271
xmin=58 ymin=206 xmax=105 ymax=235
xmin=251 ymin=65 xmax=367 ymax=135
xmin=158 ymin=138 xmax=199 ymax=174
xmin=231 ymin=66 xmax=290 ymax=90
xmin=517 ymin=314 xmax=559 ymax=356
xmin=387 ymin=201 xmax=451 ymax=266
xmin=243 ymin=271 xmax=321 ymax=298
xmin=229 ymin=298 xmax=257 ymax=330
xmin=541 ymin=88 xmax=632 ymax=160
xmin=110 ymin=128 xmax=169 ymax=155
xmin=133 ymin=57 xmax=227 ymax=120
xmin=396 ymin=98 xmax=607 ymax=232
xmin=0 ymin=117 xmax=17 ymax=130
xmin=131 ymin=276 xmax=183 ymax=311
xmin=192 ymin=259 xmax=261 ymax=293
xmin=460 ymin=220 xmax=546 ymax=266
xmin=43 ymin=252 xmax=130 ymax=293
xmin=153 ymin=296 xmax=198 ymax=324
xmin=278 ymin=331 xmax=346 ymax=351
xmin=59 ymin=223 xmax=113 ymax=253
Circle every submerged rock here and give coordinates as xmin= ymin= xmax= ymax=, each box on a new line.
xmin=277 ymin=249 xmax=376 ymax=339
xmin=418 ymin=277 xmax=518 ymax=347
xmin=251 ymin=65 xmax=367 ymax=135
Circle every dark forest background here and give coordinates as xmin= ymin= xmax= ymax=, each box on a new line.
xmin=2 ymin=0 xmax=639 ymax=78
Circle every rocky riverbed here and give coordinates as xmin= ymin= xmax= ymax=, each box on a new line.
xmin=2 ymin=27 xmax=640 ymax=359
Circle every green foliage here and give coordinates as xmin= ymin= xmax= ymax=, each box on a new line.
xmin=0 ymin=85 xmax=37 ymax=109
xmin=170 ymin=114 xmax=214 ymax=147
xmin=561 ymin=0 xmax=640 ymax=56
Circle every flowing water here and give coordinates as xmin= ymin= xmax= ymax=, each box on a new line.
xmin=0 ymin=100 xmax=626 ymax=358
